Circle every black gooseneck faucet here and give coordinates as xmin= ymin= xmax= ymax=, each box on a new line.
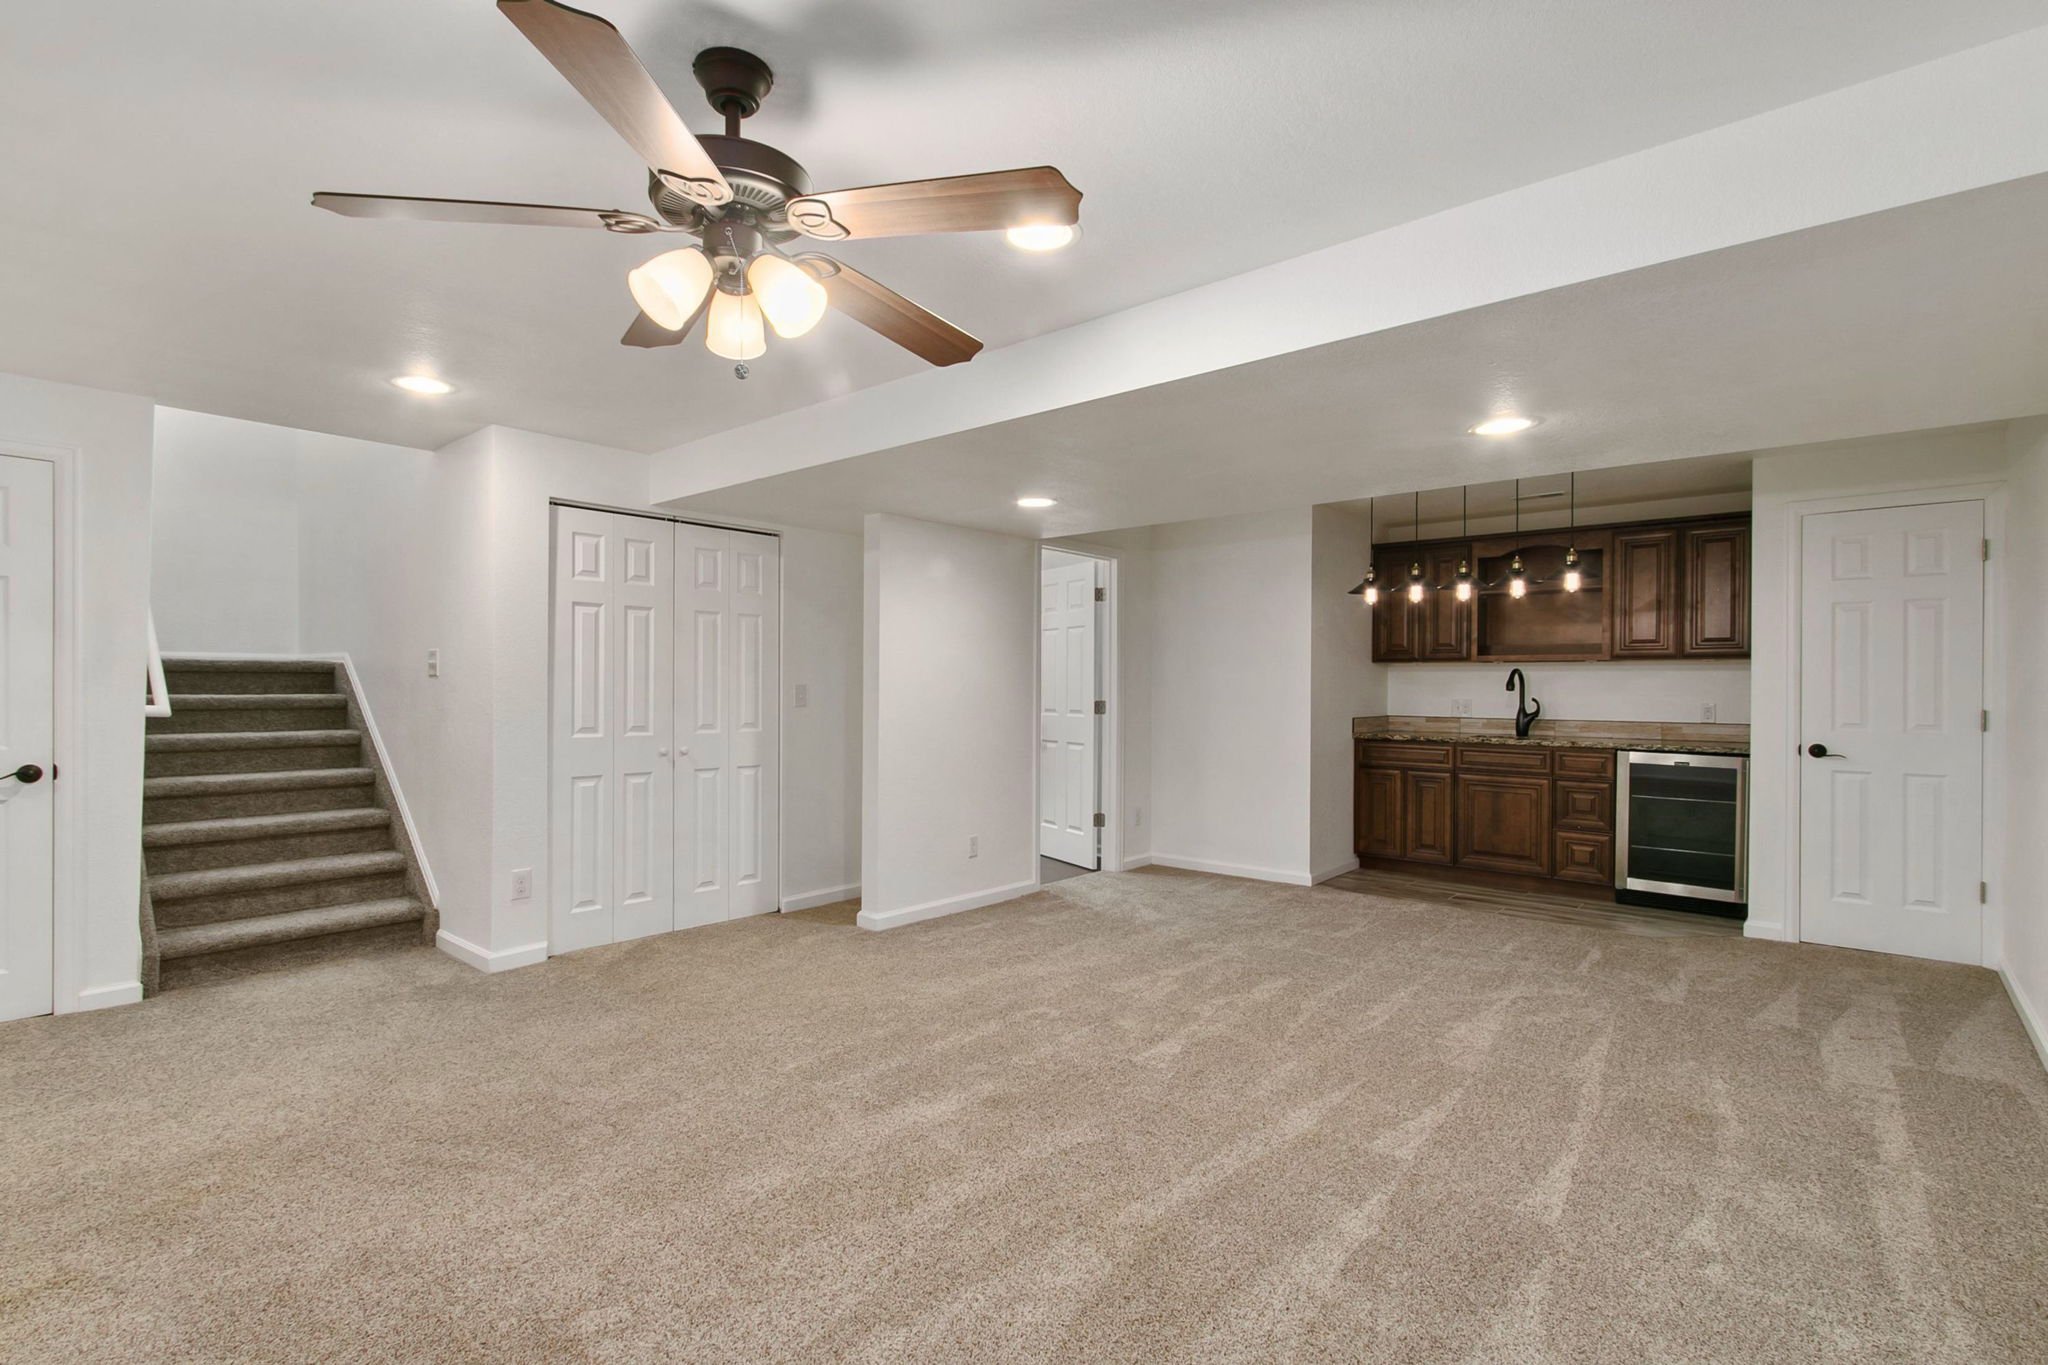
xmin=1506 ymin=668 xmax=1541 ymax=738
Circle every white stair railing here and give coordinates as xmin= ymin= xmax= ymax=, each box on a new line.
xmin=143 ymin=611 xmax=171 ymax=718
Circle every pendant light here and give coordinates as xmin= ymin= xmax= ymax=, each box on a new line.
xmin=1453 ymin=486 xmax=1475 ymax=601
xmin=1561 ymin=471 xmax=1583 ymax=593
xmin=1347 ymin=497 xmax=1380 ymax=606
xmin=1405 ymin=490 xmax=1426 ymax=604
xmin=1506 ymin=478 xmax=1529 ymax=599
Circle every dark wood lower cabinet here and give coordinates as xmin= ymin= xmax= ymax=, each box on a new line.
xmin=1455 ymin=775 xmax=1552 ymax=876
xmin=1356 ymin=739 xmax=1615 ymax=893
xmin=1403 ymin=770 xmax=1455 ymax=864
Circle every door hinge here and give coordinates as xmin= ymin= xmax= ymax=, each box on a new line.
xmin=1092 ymin=812 xmax=1106 ymax=828
xmin=1983 ymin=538 xmax=1991 ymax=562
xmin=1982 ymin=710 xmax=1989 ymax=733
xmin=1980 ymin=881 xmax=1988 ymax=904
xmin=1094 ymin=586 xmax=1106 ymax=602
xmin=1093 ymin=699 xmax=1107 ymax=715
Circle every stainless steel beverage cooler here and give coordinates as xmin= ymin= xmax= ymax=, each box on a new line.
xmin=1615 ymin=751 xmax=1747 ymax=911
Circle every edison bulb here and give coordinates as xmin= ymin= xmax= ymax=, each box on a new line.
xmin=627 ymin=247 xmax=714 ymax=331
xmin=746 ymin=254 xmax=828 ymax=339
xmin=1362 ymin=584 xmax=1380 ymax=606
xmin=1455 ymin=579 xmax=1473 ymax=602
xmin=1508 ymin=575 xmax=1528 ymax=600
xmin=1563 ymin=567 xmax=1583 ymax=593
xmin=1407 ymin=580 xmax=1425 ymax=604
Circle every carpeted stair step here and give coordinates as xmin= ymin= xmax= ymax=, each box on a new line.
xmin=145 ymin=728 xmax=363 ymax=778
xmin=149 ymin=850 xmax=410 ymax=928
xmin=150 ymin=693 xmax=351 ymax=735
xmin=144 ymin=768 xmax=378 ymax=823
xmin=142 ymin=807 xmax=396 ymax=874
xmin=156 ymin=897 xmax=424 ymax=961
xmin=161 ymin=658 xmax=341 ymax=696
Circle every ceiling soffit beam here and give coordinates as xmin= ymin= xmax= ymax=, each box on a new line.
xmin=650 ymin=26 xmax=2048 ymax=507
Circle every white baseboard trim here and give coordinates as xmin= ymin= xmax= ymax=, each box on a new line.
xmin=857 ymin=878 xmax=1038 ymax=932
xmin=781 ymin=882 xmax=860 ymax=912
xmin=70 ymin=980 xmax=144 ymax=1012
xmin=1148 ymin=853 xmax=1314 ymax=886
xmin=437 ymin=930 xmax=548 ymax=974
xmin=2001 ymin=966 xmax=2048 ymax=1074
xmin=1742 ymin=919 xmax=1789 ymax=942
xmin=1311 ymin=857 xmax=1360 ymax=885
xmin=1119 ymin=854 xmax=1155 ymax=872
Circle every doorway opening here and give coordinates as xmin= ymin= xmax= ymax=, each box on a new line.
xmin=1038 ymin=546 xmax=1111 ymax=884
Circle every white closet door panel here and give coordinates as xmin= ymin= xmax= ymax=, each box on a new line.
xmin=550 ymin=507 xmax=618 ymax=954
xmin=727 ymin=534 xmax=779 ymax=917
xmin=675 ymin=524 xmax=731 ymax=928
xmin=0 ymin=456 xmax=55 ymax=1021
xmin=611 ymin=524 xmax=674 ymax=941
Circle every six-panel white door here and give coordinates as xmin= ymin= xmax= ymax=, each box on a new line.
xmin=549 ymin=506 xmax=676 ymax=953
xmin=1039 ymin=553 xmax=1100 ymax=869
xmin=0 ymin=454 xmax=55 ymax=1021
xmin=1798 ymin=500 xmax=1985 ymax=963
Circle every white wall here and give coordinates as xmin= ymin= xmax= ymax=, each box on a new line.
xmin=1747 ymin=424 xmax=2012 ymax=945
xmin=1149 ymin=508 xmax=1317 ymax=883
xmin=1311 ymin=506 xmax=1384 ymax=880
xmin=151 ymin=407 xmax=301 ymax=652
xmin=1386 ymin=661 xmax=1751 ymax=724
xmin=860 ymin=513 xmax=1036 ymax=928
xmin=2000 ymin=419 xmax=2048 ymax=1064
xmin=0 ymin=372 xmax=155 ymax=1012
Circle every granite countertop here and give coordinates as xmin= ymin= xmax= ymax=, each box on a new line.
xmin=1354 ymin=715 xmax=1749 ymax=756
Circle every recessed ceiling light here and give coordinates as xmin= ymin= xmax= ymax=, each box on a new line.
xmin=1005 ymin=223 xmax=1077 ymax=252
xmin=391 ymin=375 xmax=454 ymax=396
xmin=1016 ymin=496 xmax=1057 ymax=508
xmin=1469 ymin=415 xmax=1537 ymax=436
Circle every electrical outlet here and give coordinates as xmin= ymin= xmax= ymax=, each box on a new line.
xmin=426 ymin=648 xmax=440 ymax=679
xmin=968 ymin=835 xmax=979 ymax=859
xmin=793 ymin=683 xmax=809 ymax=709
xmin=1133 ymin=806 xmax=1143 ymax=828
xmin=1452 ymin=698 xmax=1472 ymax=717
xmin=510 ymin=868 xmax=533 ymax=900
xmin=1700 ymin=702 xmax=1718 ymax=723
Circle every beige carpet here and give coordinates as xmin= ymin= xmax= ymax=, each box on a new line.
xmin=3 ymin=868 xmax=2045 ymax=1363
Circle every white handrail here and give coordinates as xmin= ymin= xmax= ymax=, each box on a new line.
xmin=143 ymin=612 xmax=171 ymax=718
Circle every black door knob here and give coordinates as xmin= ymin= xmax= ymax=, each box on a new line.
xmin=1805 ymin=743 xmax=1830 ymax=758
xmin=8 ymin=764 xmax=43 ymax=783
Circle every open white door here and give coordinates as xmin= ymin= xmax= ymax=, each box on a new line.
xmin=1798 ymin=500 xmax=1984 ymax=963
xmin=0 ymin=454 xmax=56 ymax=1020
xmin=1039 ymin=552 xmax=1100 ymax=870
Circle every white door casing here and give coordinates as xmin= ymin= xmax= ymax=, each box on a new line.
xmin=0 ymin=455 xmax=55 ymax=1021
xmin=1798 ymin=500 xmax=1985 ymax=963
xmin=549 ymin=506 xmax=677 ymax=954
xmin=1039 ymin=553 xmax=1100 ymax=869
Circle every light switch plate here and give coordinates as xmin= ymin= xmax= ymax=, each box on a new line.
xmin=1452 ymin=698 xmax=1472 ymax=716
xmin=1700 ymin=702 xmax=1718 ymax=722
xmin=426 ymin=648 xmax=440 ymax=679
xmin=968 ymin=835 xmax=979 ymax=859
xmin=793 ymin=683 xmax=809 ymax=708
xmin=510 ymin=868 xmax=533 ymax=900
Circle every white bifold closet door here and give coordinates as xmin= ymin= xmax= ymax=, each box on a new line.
xmin=550 ymin=507 xmax=779 ymax=955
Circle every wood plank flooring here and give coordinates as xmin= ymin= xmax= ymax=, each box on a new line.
xmin=1326 ymin=867 xmax=1743 ymax=938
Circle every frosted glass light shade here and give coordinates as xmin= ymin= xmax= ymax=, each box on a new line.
xmin=705 ymin=288 xmax=766 ymax=360
xmin=746 ymin=254 xmax=828 ymax=339
xmin=627 ymin=248 xmax=714 ymax=331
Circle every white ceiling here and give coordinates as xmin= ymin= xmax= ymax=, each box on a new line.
xmin=4 ymin=1 xmax=2046 ymax=452
xmin=668 ymin=174 xmax=2048 ymax=537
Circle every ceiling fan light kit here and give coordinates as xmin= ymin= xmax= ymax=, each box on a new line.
xmin=313 ymin=0 xmax=1082 ymax=369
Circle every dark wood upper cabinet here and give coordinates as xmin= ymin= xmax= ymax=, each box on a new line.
xmin=1472 ymin=530 xmax=1610 ymax=662
xmin=1682 ymin=522 xmax=1750 ymax=656
xmin=1372 ymin=586 xmax=1420 ymax=661
xmin=1419 ymin=545 xmax=1474 ymax=660
xmin=1610 ymin=527 xmax=1681 ymax=657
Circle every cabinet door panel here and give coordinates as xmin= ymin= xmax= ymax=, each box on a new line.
xmin=1683 ymin=523 xmax=1750 ymax=656
xmin=1611 ymin=529 xmax=1680 ymax=657
xmin=1356 ymin=766 xmax=1403 ymax=859
xmin=1554 ymin=832 xmax=1613 ymax=886
xmin=1372 ymin=594 xmax=1419 ymax=662
xmin=1455 ymin=775 xmax=1552 ymax=876
xmin=1420 ymin=546 xmax=1473 ymax=660
xmin=1403 ymin=770 xmax=1455 ymax=864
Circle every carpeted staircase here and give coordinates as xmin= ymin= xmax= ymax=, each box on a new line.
xmin=142 ymin=657 xmax=435 ymax=991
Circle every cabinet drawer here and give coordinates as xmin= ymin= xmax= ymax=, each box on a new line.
xmin=1360 ymin=741 xmax=1454 ymax=770
xmin=1456 ymin=745 xmax=1553 ymax=775
xmin=1554 ymin=832 xmax=1614 ymax=886
xmin=1554 ymin=780 xmax=1614 ymax=832
xmin=1554 ymin=749 xmax=1615 ymax=779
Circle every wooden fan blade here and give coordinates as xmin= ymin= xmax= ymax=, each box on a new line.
xmin=497 ymin=0 xmax=732 ymax=207
xmin=313 ymin=192 xmax=664 ymax=232
xmin=786 ymin=167 xmax=1079 ymax=241
xmin=804 ymin=257 xmax=983 ymax=366
xmin=620 ymin=292 xmax=708 ymax=348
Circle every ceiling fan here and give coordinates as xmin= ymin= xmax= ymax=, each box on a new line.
xmin=313 ymin=0 xmax=1082 ymax=368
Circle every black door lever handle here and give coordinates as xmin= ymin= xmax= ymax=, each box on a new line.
xmin=1805 ymin=743 xmax=1840 ymax=759
xmin=7 ymin=764 xmax=44 ymax=783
